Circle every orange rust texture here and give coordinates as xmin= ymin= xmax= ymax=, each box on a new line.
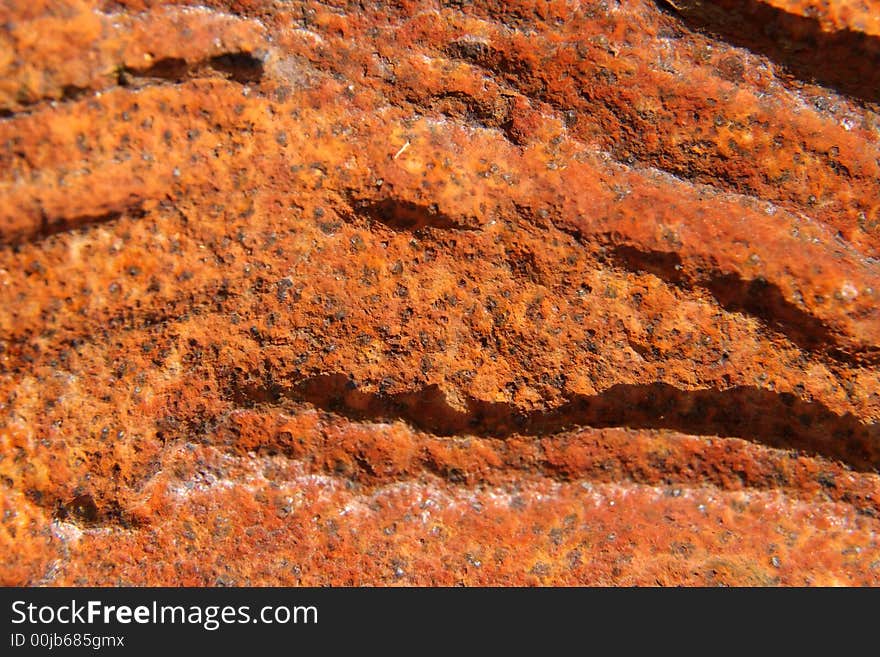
xmin=1 ymin=0 xmax=880 ymax=585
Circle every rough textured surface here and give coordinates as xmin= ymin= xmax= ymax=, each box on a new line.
xmin=2 ymin=0 xmax=880 ymax=585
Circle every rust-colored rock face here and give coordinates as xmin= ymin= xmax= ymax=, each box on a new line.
xmin=2 ymin=0 xmax=880 ymax=586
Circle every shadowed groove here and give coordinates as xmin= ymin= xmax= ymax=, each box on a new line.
xmin=229 ymin=373 xmax=880 ymax=474
xmin=656 ymin=0 xmax=880 ymax=106
xmin=604 ymin=244 xmax=880 ymax=364
xmin=0 ymin=204 xmax=146 ymax=246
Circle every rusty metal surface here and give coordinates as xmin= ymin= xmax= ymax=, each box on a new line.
xmin=1 ymin=0 xmax=879 ymax=585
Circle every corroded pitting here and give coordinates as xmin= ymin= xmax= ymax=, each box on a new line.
xmin=1 ymin=0 xmax=880 ymax=586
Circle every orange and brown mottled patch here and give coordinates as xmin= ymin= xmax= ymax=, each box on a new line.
xmin=2 ymin=0 xmax=880 ymax=586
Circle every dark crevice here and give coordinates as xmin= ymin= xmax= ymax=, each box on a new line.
xmin=231 ymin=373 xmax=880 ymax=474
xmin=60 ymin=84 xmax=90 ymax=102
xmin=346 ymin=197 xmax=483 ymax=232
xmin=208 ymin=52 xmax=265 ymax=84
xmin=121 ymin=57 xmax=189 ymax=83
xmin=421 ymin=90 xmax=518 ymax=143
xmin=4 ymin=203 xmax=147 ymax=246
xmin=52 ymin=493 xmax=143 ymax=530
xmin=39 ymin=210 xmax=122 ymax=240
xmin=704 ymin=272 xmax=832 ymax=353
xmin=2 ymin=51 xmax=264 ymax=120
xmin=608 ymin=245 xmax=690 ymax=286
xmin=599 ymin=241 xmax=878 ymax=366
xmin=657 ymin=0 xmax=880 ymax=106
xmin=444 ymin=39 xmax=535 ymax=88
xmin=0 ymin=84 xmax=92 ymax=120
xmin=120 ymin=51 xmax=264 ymax=86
